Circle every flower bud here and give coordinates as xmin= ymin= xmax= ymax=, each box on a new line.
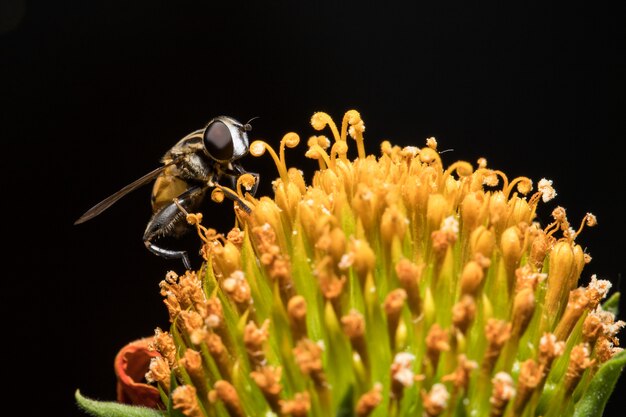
xmin=500 ymin=226 xmax=523 ymax=289
xmin=569 ymin=243 xmax=586 ymax=289
xmin=461 ymin=191 xmax=487 ymax=233
xmin=469 ymin=225 xmax=495 ymax=258
xmin=427 ymin=193 xmax=448 ymax=231
xmin=510 ymin=287 xmax=535 ymax=339
xmin=381 ymin=205 xmax=408 ymax=246
xmin=460 ymin=260 xmax=485 ymax=297
xmin=529 ymin=229 xmax=549 ymax=269
xmin=352 ymin=183 xmax=378 ymax=232
xmin=396 ymin=259 xmax=423 ymax=316
xmin=327 ymin=227 xmax=347 ymax=264
xmin=544 ymin=240 xmax=576 ymax=319
xmin=212 ymin=240 xmax=242 ymax=279
xmin=350 ymin=238 xmax=376 ymax=284
xmin=554 ymin=288 xmax=589 ymax=341
xmin=452 ymin=295 xmax=476 ymax=334
xmin=488 ymin=191 xmax=507 ymax=231
xmin=384 ymin=288 xmax=407 ymax=349
xmin=507 ymin=196 xmax=531 ymax=227
xmin=274 ymin=179 xmax=302 ymax=221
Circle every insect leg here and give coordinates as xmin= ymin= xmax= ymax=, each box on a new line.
xmin=143 ymin=185 xmax=206 ymax=269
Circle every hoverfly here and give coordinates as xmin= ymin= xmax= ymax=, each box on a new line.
xmin=75 ymin=116 xmax=259 ymax=269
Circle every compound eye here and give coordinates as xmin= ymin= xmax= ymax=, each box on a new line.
xmin=203 ymin=120 xmax=234 ymax=162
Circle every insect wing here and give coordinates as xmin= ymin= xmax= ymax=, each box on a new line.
xmin=74 ymin=163 xmax=172 ymax=225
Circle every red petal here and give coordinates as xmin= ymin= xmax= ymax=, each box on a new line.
xmin=114 ymin=337 xmax=163 ymax=409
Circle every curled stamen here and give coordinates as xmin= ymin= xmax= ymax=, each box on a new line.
xmin=491 ymin=170 xmax=510 ymax=196
xmin=279 ymin=131 xmax=300 ymax=171
xmin=330 ymin=140 xmax=349 ymax=165
xmin=440 ymin=161 xmax=473 ymax=190
xmin=419 ymin=146 xmax=443 ymax=170
xmin=211 ymin=187 xmax=225 ymax=204
xmin=574 ymin=212 xmax=597 ymax=239
xmin=306 ymin=142 xmax=333 ymax=170
xmin=311 ymin=111 xmax=341 ymax=143
xmin=505 ymin=176 xmax=533 ymax=197
xmin=341 ymin=110 xmax=365 ymax=160
xmin=250 ymin=139 xmax=289 ymax=184
xmin=236 ymin=173 xmax=258 ymax=207
xmin=174 ymin=199 xmax=213 ymax=246
xmin=237 ymin=173 xmax=257 ymax=194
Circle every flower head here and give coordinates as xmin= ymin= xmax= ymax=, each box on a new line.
xmin=78 ymin=110 xmax=624 ymax=417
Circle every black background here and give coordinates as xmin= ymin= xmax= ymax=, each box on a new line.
xmin=2 ymin=1 xmax=625 ymax=416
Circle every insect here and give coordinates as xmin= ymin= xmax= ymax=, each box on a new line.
xmin=75 ymin=116 xmax=259 ymax=269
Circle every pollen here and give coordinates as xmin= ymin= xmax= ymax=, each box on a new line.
xmin=490 ymin=372 xmax=515 ymax=417
xmin=538 ymin=178 xmax=557 ymax=202
xmin=422 ymin=383 xmax=450 ymax=417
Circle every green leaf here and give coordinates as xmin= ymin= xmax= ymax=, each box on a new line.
xmin=602 ymin=292 xmax=620 ymax=316
xmin=75 ymin=390 xmax=165 ymax=417
xmin=573 ymin=349 xmax=626 ymax=417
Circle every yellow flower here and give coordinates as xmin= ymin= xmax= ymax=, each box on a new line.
xmin=77 ymin=110 xmax=625 ymax=417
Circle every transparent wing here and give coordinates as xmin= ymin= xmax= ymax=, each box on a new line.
xmin=74 ymin=162 xmax=175 ymax=225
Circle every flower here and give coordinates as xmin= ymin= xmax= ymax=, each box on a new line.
xmin=77 ymin=110 xmax=625 ymax=417
xmin=113 ymin=338 xmax=162 ymax=409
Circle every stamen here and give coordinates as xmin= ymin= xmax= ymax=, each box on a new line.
xmin=342 ymin=110 xmax=366 ymax=160
xmin=279 ymin=132 xmax=300 ymax=171
xmin=279 ymin=392 xmax=311 ymax=417
xmin=209 ymin=380 xmax=245 ymax=417
xmin=180 ymin=349 xmax=208 ymax=398
xmin=482 ymin=319 xmax=511 ymax=374
xmin=244 ymin=319 xmax=270 ymax=370
xmin=250 ymin=139 xmax=289 ymax=184
xmin=426 ymin=323 xmax=450 ymax=370
xmin=440 ymin=161 xmax=473 ymax=190
xmin=145 ymin=356 xmax=171 ymax=391
xmin=311 ymin=112 xmax=341 ymax=143
xmin=421 ymin=383 xmax=450 ymax=417
xmin=250 ymin=366 xmax=282 ymax=412
xmin=355 ymin=383 xmax=383 ymax=417
xmin=491 ymin=170 xmax=510 ymax=195
xmin=489 ymin=372 xmax=515 ymax=417
xmin=441 ymin=354 xmax=478 ymax=391
xmin=564 ymin=344 xmax=595 ymax=394
xmin=341 ymin=309 xmax=369 ymax=366
xmin=504 ymin=176 xmax=532 ymax=198
xmin=287 ymin=295 xmax=308 ymax=341
xmin=512 ymin=359 xmax=542 ymax=416
xmin=293 ymin=338 xmax=326 ymax=388
xmin=306 ymin=142 xmax=333 ymax=169
xmin=172 ymin=385 xmax=203 ymax=417
xmin=574 ymin=212 xmax=598 ymax=239
xmin=384 ymin=288 xmax=407 ymax=349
